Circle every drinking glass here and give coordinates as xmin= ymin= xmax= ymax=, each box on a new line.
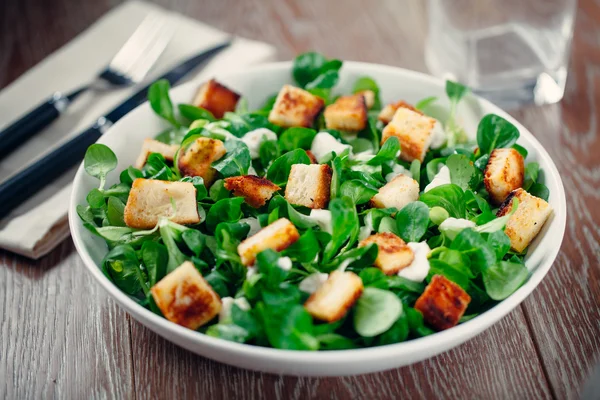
xmin=426 ymin=0 xmax=577 ymax=107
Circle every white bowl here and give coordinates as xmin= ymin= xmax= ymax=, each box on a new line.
xmin=68 ymin=61 xmax=566 ymax=376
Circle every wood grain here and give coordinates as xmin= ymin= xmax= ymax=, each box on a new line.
xmin=511 ymin=2 xmax=600 ymax=398
xmin=130 ymin=309 xmax=552 ymax=399
xmin=0 ymin=240 xmax=135 ymax=399
xmin=0 ymin=0 xmax=598 ymax=398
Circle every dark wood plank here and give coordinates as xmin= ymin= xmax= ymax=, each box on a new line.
xmin=0 ymin=240 xmax=135 ymax=399
xmin=1 ymin=0 xmax=598 ymax=398
xmin=512 ymin=1 xmax=600 ymax=397
xmin=130 ymin=309 xmax=551 ymax=399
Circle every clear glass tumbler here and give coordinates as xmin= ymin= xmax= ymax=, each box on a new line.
xmin=425 ymin=0 xmax=577 ymax=107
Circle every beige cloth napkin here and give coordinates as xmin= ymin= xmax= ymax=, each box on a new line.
xmin=0 ymin=0 xmax=276 ymax=259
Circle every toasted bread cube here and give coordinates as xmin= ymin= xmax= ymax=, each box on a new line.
xmin=378 ymin=100 xmax=422 ymax=125
xmin=484 ymin=148 xmax=525 ymax=205
xmin=370 ymin=174 xmax=419 ymax=210
xmin=357 ymin=90 xmax=375 ymax=109
xmin=415 ymin=274 xmax=471 ymax=331
xmin=497 ymin=188 xmax=552 ymax=253
xmin=192 ymin=79 xmax=240 ymax=119
xmin=224 ymin=175 xmax=280 ymax=208
xmin=285 ymin=164 xmax=332 ymax=209
xmin=178 ymin=137 xmax=226 ymax=187
xmin=268 ymin=85 xmax=324 ymax=128
xmin=304 ymin=271 xmax=364 ymax=322
xmin=381 ymin=107 xmax=436 ymax=162
xmin=124 ymin=179 xmax=200 ymax=229
xmin=151 ymin=261 xmax=221 ymax=330
xmin=237 ymin=218 xmax=300 ymax=266
xmin=359 ymin=232 xmax=415 ymax=275
xmin=134 ymin=138 xmax=180 ymax=169
xmin=324 ymin=94 xmax=368 ymax=131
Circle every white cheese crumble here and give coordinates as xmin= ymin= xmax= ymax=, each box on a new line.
xmin=398 ymin=242 xmax=431 ymax=282
xmin=310 ymin=132 xmax=352 ymax=163
xmin=438 ymin=217 xmax=476 ymax=240
xmin=241 ymin=128 xmax=277 ymax=159
xmin=308 ymin=209 xmax=333 ymax=234
xmin=299 ymin=273 xmax=329 ymax=294
xmin=385 ymin=163 xmax=411 ymax=183
xmin=246 ymin=266 xmax=257 ymax=279
xmin=352 ymin=152 xmax=375 ymax=162
xmin=424 ymin=165 xmax=451 ymax=192
xmin=429 ymin=120 xmax=446 ymax=149
xmin=358 ymin=212 xmax=375 ymax=241
xmin=238 ymin=217 xmax=261 ymax=237
xmin=276 ymin=256 xmax=293 ymax=271
xmin=219 ymin=297 xmax=251 ymax=322
xmin=247 ymin=164 xmax=258 ymax=176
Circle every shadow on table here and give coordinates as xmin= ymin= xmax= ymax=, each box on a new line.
xmin=0 ymin=237 xmax=74 ymax=280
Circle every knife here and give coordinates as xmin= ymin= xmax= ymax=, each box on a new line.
xmin=0 ymin=41 xmax=230 ymax=220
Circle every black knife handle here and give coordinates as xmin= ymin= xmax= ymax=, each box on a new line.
xmin=0 ymin=88 xmax=87 ymax=159
xmin=0 ymin=121 xmax=105 ymax=220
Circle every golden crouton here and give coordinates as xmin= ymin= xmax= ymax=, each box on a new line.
xmin=285 ymin=164 xmax=332 ymax=209
xmin=151 ymin=261 xmax=221 ymax=330
xmin=178 ymin=137 xmax=226 ymax=187
xmin=370 ymin=174 xmax=420 ymax=210
xmin=305 ymin=150 xmax=318 ymax=164
xmin=134 ymin=138 xmax=180 ymax=169
xmin=324 ymin=94 xmax=368 ymax=131
xmin=237 ymin=218 xmax=300 ymax=266
xmin=359 ymin=232 xmax=415 ymax=275
xmin=124 ymin=179 xmax=200 ymax=229
xmin=484 ymin=148 xmax=525 ymax=205
xmin=497 ymin=188 xmax=552 ymax=253
xmin=378 ymin=100 xmax=422 ymax=125
xmin=304 ymin=271 xmax=364 ymax=323
xmin=415 ymin=274 xmax=471 ymax=331
xmin=268 ymin=85 xmax=324 ymax=128
xmin=192 ymin=79 xmax=240 ymax=119
xmin=357 ymin=90 xmax=375 ymax=109
xmin=381 ymin=107 xmax=436 ymax=162
xmin=224 ymin=175 xmax=280 ymax=208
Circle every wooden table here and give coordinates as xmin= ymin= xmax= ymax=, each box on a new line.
xmin=2 ymin=0 xmax=599 ymax=398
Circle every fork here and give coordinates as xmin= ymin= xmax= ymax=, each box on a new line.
xmin=0 ymin=13 xmax=175 ymax=158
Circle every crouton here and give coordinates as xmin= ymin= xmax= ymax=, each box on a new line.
xmin=324 ymin=94 xmax=368 ymax=131
xmin=178 ymin=137 xmax=226 ymax=187
xmin=224 ymin=175 xmax=280 ymax=208
xmin=151 ymin=261 xmax=221 ymax=330
xmin=378 ymin=100 xmax=422 ymax=125
xmin=381 ymin=107 xmax=436 ymax=162
xmin=134 ymin=138 xmax=180 ymax=169
xmin=305 ymin=150 xmax=318 ymax=164
xmin=285 ymin=164 xmax=332 ymax=209
xmin=370 ymin=174 xmax=419 ymax=210
xmin=484 ymin=148 xmax=525 ymax=205
xmin=124 ymin=179 xmax=200 ymax=229
xmin=359 ymin=232 xmax=415 ymax=275
xmin=268 ymin=85 xmax=324 ymax=128
xmin=415 ymin=274 xmax=471 ymax=331
xmin=304 ymin=271 xmax=364 ymax=323
xmin=192 ymin=79 xmax=240 ymax=119
xmin=497 ymin=188 xmax=552 ymax=253
xmin=237 ymin=218 xmax=300 ymax=266
xmin=358 ymin=90 xmax=375 ymax=109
